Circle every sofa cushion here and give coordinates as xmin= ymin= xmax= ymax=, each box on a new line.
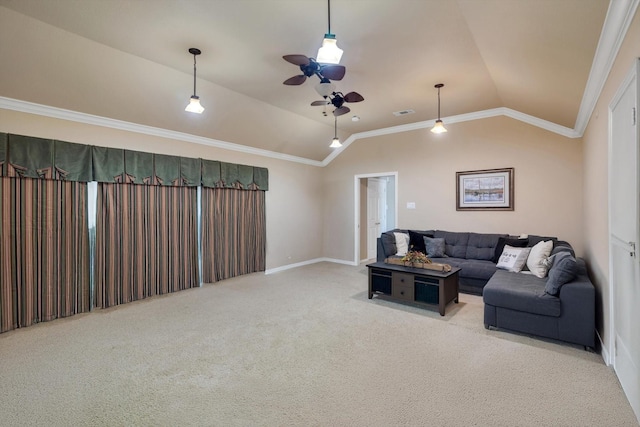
xmin=483 ymin=270 xmax=561 ymax=317
xmin=394 ymin=232 xmax=410 ymax=256
xmin=527 ymin=234 xmax=558 ymax=247
xmin=381 ymin=232 xmax=397 ymax=257
xmin=409 ymin=230 xmax=433 ymax=253
xmin=465 ymin=233 xmax=506 ymax=261
xmin=457 ymin=259 xmax=499 ymax=281
xmin=433 ymin=231 xmax=470 ymax=258
xmin=496 ymin=246 xmax=531 ymax=273
xmin=424 ymin=236 xmax=446 ymax=257
xmin=526 ymin=240 xmax=554 ymax=278
xmin=545 ymin=252 xmax=578 ymax=296
xmin=492 ymin=237 xmax=528 ymax=263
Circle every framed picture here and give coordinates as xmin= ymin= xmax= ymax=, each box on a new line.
xmin=456 ymin=168 xmax=514 ymax=211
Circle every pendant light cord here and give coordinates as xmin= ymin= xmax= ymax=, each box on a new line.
xmin=327 ymin=0 xmax=331 ymax=34
xmin=334 ymin=115 xmax=337 ymax=139
xmin=193 ymin=54 xmax=197 ymax=97
xmin=437 ymin=86 xmax=441 ymax=120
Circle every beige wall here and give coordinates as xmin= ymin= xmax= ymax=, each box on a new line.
xmin=0 ymin=110 xmax=325 ymax=271
xmin=582 ymin=10 xmax=640 ymax=351
xmin=323 ymin=115 xmax=584 ymax=262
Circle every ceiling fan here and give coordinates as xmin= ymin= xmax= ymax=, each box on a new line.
xmin=282 ymin=54 xmax=346 ymax=85
xmin=311 ymin=91 xmax=364 ymax=117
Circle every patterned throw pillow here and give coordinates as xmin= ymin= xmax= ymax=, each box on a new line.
xmin=496 ymin=245 xmax=532 ymax=273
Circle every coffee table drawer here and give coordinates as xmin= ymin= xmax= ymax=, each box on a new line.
xmin=392 ymin=272 xmax=414 ymax=301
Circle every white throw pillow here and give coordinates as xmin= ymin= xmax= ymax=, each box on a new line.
xmin=526 ymin=240 xmax=554 ymax=278
xmin=393 ymin=232 xmax=410 ymax=256
xmin=496 ymin=245 xmax=532 ymax=273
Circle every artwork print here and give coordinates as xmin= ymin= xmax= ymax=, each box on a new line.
xmin=456 ymin=168 xmax=514 ymax=211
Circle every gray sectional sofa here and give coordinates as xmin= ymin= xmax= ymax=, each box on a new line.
xmin=376 ymin=229 xmax=595 ymax=349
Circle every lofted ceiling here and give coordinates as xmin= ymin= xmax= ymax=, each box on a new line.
xmin=0 ymin=0 xmax=609 ymax=162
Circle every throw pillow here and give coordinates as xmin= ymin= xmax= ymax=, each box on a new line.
xmin=381 ymin=232 xmax=397 ymax=257
xmin=424 ymin=236 xmax=446 ymax=258
xmin=545 ymin=252 xmax=578 ymax=296
xmin=393 ymin=232 xmax=410 ymax=256
xmin=496 ymin=245 xmax=532 ymax=273
xmin=409 ymin=230 xmax=432 ymax=253
xmin=526 ymin=240 xmax=554 ymax=278
xmin=492 ymin=237 xmax=528 ymax=263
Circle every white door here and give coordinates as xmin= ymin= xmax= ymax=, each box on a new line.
xmin=367 ymin=178 xmax=386 ymax=259
xmin=609 ymin=59 xmax=640 ymax=420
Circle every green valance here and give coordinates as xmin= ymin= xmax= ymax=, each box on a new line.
xmin=54 ymin=140 xmax=93 ymax=182
xmin=1 ymin=133 xmax=268 ymax=190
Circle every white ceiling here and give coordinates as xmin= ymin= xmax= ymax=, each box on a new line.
xmin=0 ymin=0 xmax=610 ymax=161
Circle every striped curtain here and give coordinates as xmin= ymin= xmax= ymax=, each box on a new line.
xmin=201 ymin=188 xmax=266 ymax=282
xmin=94 ymin=183 xmax=199 ymax=308
xmin=0 ymin=177 xmax=90 ymax=333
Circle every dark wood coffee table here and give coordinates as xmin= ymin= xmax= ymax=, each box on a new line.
xmin=367 ymin=262 xmax=460 ymax=316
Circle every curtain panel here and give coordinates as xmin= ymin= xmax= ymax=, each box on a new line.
xmin=94 ymin=183 xmax=199 ymax=308
xmin=201 ymin=188 xmax=266 ymax=282
xmin=0 ymin=177 xmax=90 ymax=333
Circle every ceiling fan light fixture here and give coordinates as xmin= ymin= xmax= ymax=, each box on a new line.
xmin=315 ymin=79 xmax=335 ymax=98
xmin=185 ymin=47 xmax=204 ymax=114
xmin=430 ymin=83 xmax=447 ymax=133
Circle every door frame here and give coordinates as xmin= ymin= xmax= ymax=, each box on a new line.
xmin=607 ymin=58 xmax=639 ymax=365
xmin=354 ymin=172 xmax=398 ymax=264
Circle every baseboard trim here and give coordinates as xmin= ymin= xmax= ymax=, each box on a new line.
xmin=597 ymin=328 xmax=610 ymax=365
xmin=264 ymin=257 xmax=358 ymax=275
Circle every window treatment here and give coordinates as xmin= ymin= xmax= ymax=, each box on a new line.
xmin=0 ymin=177 xmax=90 ymax=333
xmin=201 ymin=188 xmax=266 ymax=282
xmin=0 ymin=132 xmax=268 ymax=331
xmin=94 ymin=183 xmax=199 ymax=308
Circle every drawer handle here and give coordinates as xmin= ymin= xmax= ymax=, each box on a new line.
xmin=400 ymin=279 xmax=404 ymax=283
xmin=400 ymin=291 xmax=404 ymax=295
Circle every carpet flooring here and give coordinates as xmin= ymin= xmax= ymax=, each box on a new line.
xmin=0 ymin=262 xmax=637 ymax=426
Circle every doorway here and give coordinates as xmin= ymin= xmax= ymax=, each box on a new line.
xmin=354 ymin=172 xmax=397 ymax=263
xmin=608 ymin=58 xmax=639 ymax=420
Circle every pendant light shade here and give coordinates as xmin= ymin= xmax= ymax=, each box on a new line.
xmin=317 ymin=0 xmax=343 ymax=64
xmin=185 ymin=48 xmax=204 ymax=114
xmin=330 ymin=116 xmax=342 ymax=148
xmin=431 ymin=83 xmax=447 ymax=134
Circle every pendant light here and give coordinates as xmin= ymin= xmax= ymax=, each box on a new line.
xmin=317 ymin=0 xmax=343 ymax=65
xmin=185 ymin=48 xmax=205 ymax=114
xmin=431 ymin=83 xmax=447 ymax=134
xmin=330 ymin=115 xmax=342 ymax=148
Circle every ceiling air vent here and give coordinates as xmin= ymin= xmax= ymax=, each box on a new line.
xmin=393 ymin=109 xmax=415 ymax=117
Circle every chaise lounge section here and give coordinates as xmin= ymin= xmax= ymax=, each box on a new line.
xmin=376 ymin=229 xmax=595 ymax=348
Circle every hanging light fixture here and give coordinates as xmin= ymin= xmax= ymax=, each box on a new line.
xmin=315 ymin=77 xmax=336 ymax=98
xmin=330 ymin=115 xmax=342 ymax=148
xmin=431 ymin=83 xmax=447 ymax=134
xmin=317 ymin=0 xmax=344 ymax=65
xmin=185 ymin=48 xmax=205 ymax=114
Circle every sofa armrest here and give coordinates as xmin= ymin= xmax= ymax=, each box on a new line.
xmin=557 ymin=275 xmax=595 ymax=347
xmin=376 ymin=238 xmax=386 ymax=262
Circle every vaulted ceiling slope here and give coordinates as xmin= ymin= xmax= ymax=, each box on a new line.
xmin=0 ymin=0 xmax=610 ymax=162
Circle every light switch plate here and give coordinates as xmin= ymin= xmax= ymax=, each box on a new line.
xmin=406 ymin=202 xmax=416 ymax=209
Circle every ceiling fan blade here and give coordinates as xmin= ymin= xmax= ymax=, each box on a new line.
xmin=333 ymin=106 xmax=350 ymax=117
xmin=321 ymin=65 xmax=346 ymax=81
xmin=344 ymin=92 xmax=364 ymax=103
xmin=311 ymin=100 xmax=330 ymax=106
xmin=283 ymin=54 xmax=310 ymax=66
xmin=283 ymin=75 xmax=307 ymax=85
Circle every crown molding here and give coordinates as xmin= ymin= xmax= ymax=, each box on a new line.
xmin=0 ymin=96 xmax=324 ymax=167
xmin=573 ymin=0 xmax=640 ymax=135
xmin=321 ymin=108 xmax=579 ymax=166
